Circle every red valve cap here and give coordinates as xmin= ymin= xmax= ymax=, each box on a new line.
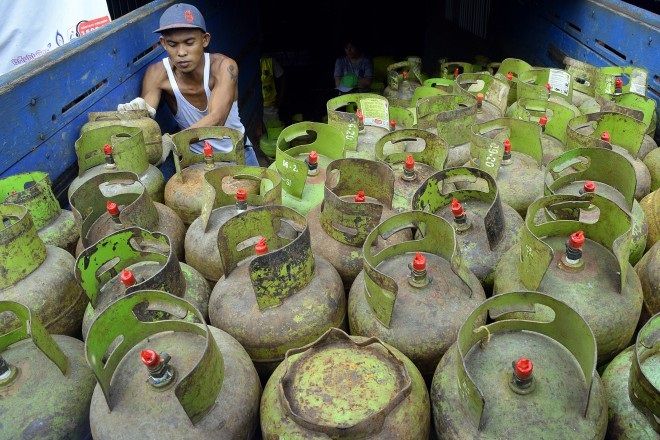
xmin=569 ymin=230 xmax=585 ymax=249
xmin=141 ymin=349 xmax=160 ymax=368
xmin=600 ymin=131 xmax=611 ymax=142
xmin=120 ymin=269 xmax=136 ymax=287
xmin=389 ymin=119 xmax=396 ymax=129
xmin=583 ymin=181 xmax=596 ymax=193
xmin=354 ymin=190 xmax=366 ymax=203
xmin=506 ymin=72 xmax=514 ymax=81
xmin=476 ymin=92 xmax=484 ymax=104
xmin=615 ymin=77 xmax=623 ymax=88
xmin=514 ymin=357 xmax=533 ymax=380
xmin=255 ymin=237 xmax=268 ymax=255
xmin=451 ymin=198 xmax=464 ymax=217
xmin=235 ymin=188 xmax=247 ymax=202
xmin=106 ymin=200 xmax=119 ymax=216
xmin=412 ymin=252 xmax=426 ymax=271
xmin=503 ymin=139 xmax=511 ymax=153
xmin=545 ymin=83 xmax=552 ymax=92
xmin=539 ymin=115 xmax=548 ymax=126
xmin=103 ymin=144 xmax=113 ymax=155
xmin=405 ymin=155 xmax=415 ymax=171
xmin=203 ymin=141 xmax=213 ymax=158
xmin=308 ymin=150 xmax=318 ymax=165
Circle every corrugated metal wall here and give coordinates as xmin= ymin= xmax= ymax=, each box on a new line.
xmin=445 ymin=0 xmax=492 ymax=39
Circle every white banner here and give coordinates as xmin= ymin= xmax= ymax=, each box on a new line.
xmin=0 ymin=0 xmax=111 ymax=76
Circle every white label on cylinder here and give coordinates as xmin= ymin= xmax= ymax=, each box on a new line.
xmin=548 ymin=69 xmax=571 ymax=96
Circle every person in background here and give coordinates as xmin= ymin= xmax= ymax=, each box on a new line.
xmin=334 ymin=39 xmax=373 ymax=94
xmin=261 ymin=54 xmax=284 ymax=123
xmin=117 ymin=3 xmax=259 ymax=165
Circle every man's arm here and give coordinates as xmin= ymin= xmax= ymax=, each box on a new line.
xmin=141 ymin=63 xmax=164 ymax=111
xmin=358 ymin=58 xmax=373 ymax=89
xmin=190 ymin=56 xmax=237 ymax=128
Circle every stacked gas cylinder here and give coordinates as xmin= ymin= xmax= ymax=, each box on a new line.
xmin=0 ymin=55 xmax=658 ymax=440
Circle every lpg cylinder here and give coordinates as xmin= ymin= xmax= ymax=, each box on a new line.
xmin=635 ymin=243 xmax=659 ymax=326
xmin=0 ymin=301 xmax=95 ymax=439
xmin=327 ymin=93 xmax=394 ymax=160
xmin=374 ymin=129 xmax=448 ymax=212
xmin=267 ymin=121 xmax=345 ymax=215
xmin=641 ymin=189 xmax=659 ymax=250
xmin=306 ymin=159 xmax=407 ymax=289
xmin=492 ymin=194 xmax=643 ymax=364
xmin=164 ymin=126 xmax=246 ymax=224
xmin=431 ymin=291 xmax=608 ymax=439
xmin=69 ymin=172 xmax=185 ymax=259
xmin=0 ymin=171 xmax=78 ymax=253
xmin=594 ymin=66 xmax=649 ymax=102
xmin=567 ymin=111 xmax=652 ymax=199
xmin=439 ymin=60 xmax=481 ymax=80
xmin=467 ymin=117 xmax=545 ymax=216
xmin=0 ymin=204 xmax=86 ymax=336
xmin=186 ymin=165 xmax=282 ymax=282
xmin=260 ymin=328 xmax=430 ymax=439
xmin=87 ymin=290 xmax=261 ymax=439
xmin=494 ymin=57 xmax=533 ymax=106
xmin=69 ymin=125 xmax=164 ymax=202
xmin=412 ymin=167 xmax=524 ymax=289
xmin=562 ymin=55 xmax=599 ymax=107
xmin=602 ymin=313 xmax=659 ymax=439
xmin=455 ymin=72 xmax=510 ymax=124
xmin=545 ymin=147 xmax=648 ymax=265
xmin=76 ymin=227 xmax=210 ymax=338
xmin=383 ymin=61 xmax=422 ymax=108
xmin=516 ymin=67 xmax=575 ymax=108
xmin=348 ymin=211 xmax=486 ymax=379
xmin=208 ymin=206 xmax=345 ymax=378
xmin=415 ymin=93 xmax=478 ymax=167
xmin=80 ymin=110 xmax=163 ymax=165
xmin=645 ymin=147 xmax=660 ymax=191
xmin=423 ymin=77 xmax=455 ymax=93
xmin=507 ymin=97 xmax=581 ymax=164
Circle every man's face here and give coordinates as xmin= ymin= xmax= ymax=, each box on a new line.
xmin=160 ymin=29 xmax=210 ymax=73
xmin=345 ymin=43 xmax=359 ymax=60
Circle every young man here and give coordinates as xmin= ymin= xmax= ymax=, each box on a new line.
xmin=334 ymin=40 xmax=373 ymax=93
xmin=118 ymin=3 xmax=258 ymax=165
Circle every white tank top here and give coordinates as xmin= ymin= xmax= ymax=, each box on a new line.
xmin=163 ymin=53 xmax=245 ymax=153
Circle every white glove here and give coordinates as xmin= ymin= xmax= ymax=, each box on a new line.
xmin=159 ymin=133 xmax=175 ymax=165
xmin=117 ymin=97 xmax=156 ymax=119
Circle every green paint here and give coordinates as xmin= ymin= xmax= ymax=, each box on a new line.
xmin=0 ymin=204 xmax=47 ymax=289
xmin=172 ymin=126 xmax=245 ymax=172
xmin=327 ymin=93 xmax=389 ymax=150
xmin=595 ymin=66 xmax=648 ymax=97
xmin=416 ymin=94 xmax=477 ymax=145
xmin=507 ymin=98 xmax=580 ymax=144
xmin=628 ymin=313 xmax=659 ymax=427
xmin=75 ymin=125 xmax=149 ymax=175
xmin=456 ymin=72 xmax=510 ymax=115
xmin=517 ymin=68 xmax=574 ymax=101
xmin=563 ymin=56 xmax=598 ymax=97
xmin=375 ymin=128 xmax=448 ymax=172
xmin=0 ymin=172 xmax=61 ymax=230
xmin=566 ymin=112 xmax=646 ymax=158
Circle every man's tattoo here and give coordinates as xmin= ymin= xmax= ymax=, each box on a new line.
xmin=228 ymin=65 xmax=237 ymax=82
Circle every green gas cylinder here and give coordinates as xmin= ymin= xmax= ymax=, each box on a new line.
xmin=431 ymin=291 xmax=608 ymax=439
xmin=260 ymin=328 xmax=431 ymax=439
xmin=208 ymin=206 xmax=345 ymax=378
xmin=0 ymin=171 xmax=78 ymax=253
xmin=306 ymin=158 xmax=408 ymax=290
xmin=69 ymin=171 xmax=186 ymax=259
xmin=494 ymin=57 xmax=533 ymax=106
xmin=76 ymin=227 xmax=210 ymax=339
xmin=438 ymin=60 xmax=482 ymax=80
xmin=492 ymin=194 xmax=643 ymax=364
xmin=601 ymin=313 xmax=659 ymax=439
xmin=164 ymin=126 xmax=246 ymax=224
xmin=635 ymin=242 xmax=659 ymax=326
xmin=374 ymin=128 xmax=448 ymax=212
xmin=466 ymin=117 xmax=545 ymax=216
xmin=348 ymin=211 xmax=486 ymax=380
xmin=0 ymin=204 xmax=86 ymax=336
xmin=455 ymin=72 xmax=510 ymax=124
xmin=641 ymin=190 xmax=659 ymax=250
xmin=562 ymin=55 xmax=599 ymax=107
xmin=516 ymin=67 xmax=575 ymax=106
xmin=80 ymin=110 xmax=164 ymax=165
xmin=0 ymin=301 xmax=96 ymax=439
xmin=544 ymin=147 xmax=648 ymax=265
xmin=87 ymin=290 xmax=261 ymax=439
xmin=507 ymin=97 xmax=581 ymax=164
xmin=185 ymin=165 xmax=281 ymax=282
xmin=645 ymin=147 xmax=660 ymax=191
xmin=267 ymin=121 xmax=345 ymax=215
xmin=567 ymin=111 xmax=652 ymax=200
xmin=69 ymin=125 xmax=165 ymax=202
xmin=383 ymin=61 xmax=423 ymax=108
xmin=413 ymin=167 xmax=524 ymax=289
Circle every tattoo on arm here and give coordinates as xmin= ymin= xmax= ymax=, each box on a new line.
xmin=227 ymin=64 xmax=237 ymax=82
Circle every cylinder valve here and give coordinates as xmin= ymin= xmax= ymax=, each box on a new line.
xmin=561 ymin=230 xmax=585 ymax=269
xmin=255 ymin=237 xmax=269 ymax=255
xmin=354 ymin=190 xmax=366 ymax=203
xmin=356 ymin=109 xmax=365 ymax=132
xmin=140 ymin=349 xmax=175 ymax=388
xmin=306 ymin=151 xmax=319 ymax=176
xmin=107 ymin=201 xmax=121 ymax=224
xmin=509 ymin=357 xmax=535 ymax=394
xmin=476 ymin=93 xmax=484 ymax=109
xmin=402 ymin=155 xmax=416 ymax=181
xmin=389 ymin=119 xmax=397 ymax=132
xmin=203 ymin=141 xmax=214 ymax=169
xmin=614 ymin=77 xmax=623 ymax=94
xmin=408 ymin=252 xmax=430 ymax=288
xmin=451 ymin=198 xmax=471 ymax=232
xmin=502 ymin=139 xmax=512 ymax=165
xmin=235 ymin=188 xmax=248 ymax=211
xmin=539 ymin=115 xmax=548 ymax=132
xmin=103 ymin=144 xmax=116 ymax=169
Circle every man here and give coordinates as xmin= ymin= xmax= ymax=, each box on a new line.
xmin=118 ymin=3 xmax=258 ymax=165
xmin=334 ymin=40 xmax=373 ymax=93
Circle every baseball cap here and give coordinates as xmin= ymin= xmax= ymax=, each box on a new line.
xmin=154 ymin=3 xmax=206 ymax=34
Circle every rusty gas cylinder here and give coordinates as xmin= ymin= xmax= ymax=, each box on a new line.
xmin=348 ymin=211 xmax=486 ymax=380
xmin=439 ymin=60 xmax=482 ymax=80
xmin=208 ymin=206 xmax=345 ymax=378
xmin=383 ymin=61 xmax=422 ymax=108
xmin=69 ymin=125 xmax=165 ymax=202
xmin=492 ymin=194 xmax=643 ymax=364
xmin=374 ymin=129 xmax=448 ymax=212
xmin=544 ymin=147 xmax=648 ymax=265
xmin=415 ymin=93 xmax=478 ymax=168
xmin=0 ymin=204 xmax=86 ymax=336
xmin=645 ymin=146 xmax=660 ymax=191
xmin=413 ymin=167 xmax=523 ymax=289
xmin=81 ymin=110 xmax=163 ymax=165
xmin=601 ymin=313 xmax=659 ymax=439
xmin=635 ymin=242 xmax=659 ymax=326
xmin=431 ymin=291 xmax=608 ymax=439
xmin=455 ymin=72 xmax=510 ymax=124
xmin=267 ymin=121 xmax=345 ymax=215
xmin=185 ymin=166 xmax=282 ymax=282
xmin=69 ymin=172 xmax=185 ymax=259
xmin=87 ymin=290 xmax=261 ymax=439
xmin=326 ymin=93 xmax=391 ymax=160
xmin=76 ymin=227 xmax=210 ymax=339
xmin=164 ymin=126 xmax=247 ymax=224
xmin=640 ymin=189 xmax=659 ymax=250
xmin=0 ymin=301 xmax=96 ymax=439
xmin=562 ymin=55 xmax=599 ymax=107
xmin=507 ymin=97 xmax=581 ymax=165
xmin=516 ymin=68 xmax=575 ymax=108
xmin=466 ymin=118 xmax=545 ymax=216
xmin=260 ymin=328 xmax=430 ymax=439
xmin=494 ymin=58 xmax=533 ymax=106
xmin=307 ymin=159 xmax=408 ymax=290
xmin=0 ymin=171 xmax=79 ymax=253
xmin=567 ymin=111 xmax=651 ymax=199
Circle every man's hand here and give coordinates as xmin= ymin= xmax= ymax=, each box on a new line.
xmin=117 ymin=97 xmax=157 ymax=118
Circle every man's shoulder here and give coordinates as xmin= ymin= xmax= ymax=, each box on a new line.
xmin=145 ymin=60 xmax=168 ymax=77
xmin=209 ymin=53 xmax=236 ymax=69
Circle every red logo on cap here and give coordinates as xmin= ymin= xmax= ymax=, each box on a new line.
xmin=184 ymin=10 xmax=194 ymax=23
